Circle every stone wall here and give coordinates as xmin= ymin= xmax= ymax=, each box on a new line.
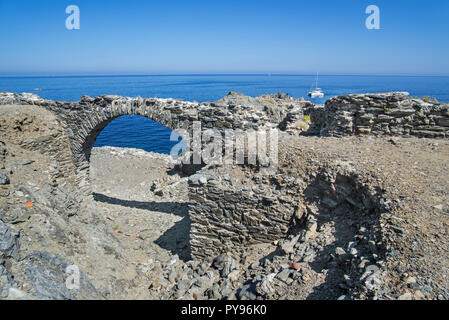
xmin=0 ymin=92 xmax=309 ymax=194
xmin=188 ymin=169 xmax=297 ymax=258
xmin=8 ymin=90 xmax=445 ymax=196
xmin=0 ymin=104 xmax=76 ymax=185
xmin=187 ymin=163 xmax=385 ymax=259
xmin=316 ymin=92 xmax=449 ymax=138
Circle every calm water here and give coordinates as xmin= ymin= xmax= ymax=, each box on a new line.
xmin=1 ymin=74 xmax=448 ymax=153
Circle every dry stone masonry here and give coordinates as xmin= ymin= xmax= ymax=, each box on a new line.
xmin=188 ymin=160 xmax=386 ymax=259
xmin=188 ymin=170 xmax=297 ymax=258
xmin=0 ymin=91 xmax=309 ymax=194
xmin=318 ymin=92 xmax=449 ymax=138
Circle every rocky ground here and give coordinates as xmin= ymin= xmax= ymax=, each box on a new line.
xmin=274 ymin=135 xmax=449 ymax=300
xmin=0 ymin=100 xmax=448 ymax=300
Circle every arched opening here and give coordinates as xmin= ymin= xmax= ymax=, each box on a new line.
xmin=93 ymin=115 xmax=181 ymax=154
xmin=88 ymin=115 xmax=192 ymax=264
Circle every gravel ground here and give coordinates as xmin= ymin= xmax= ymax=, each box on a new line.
xmin=1 ymin=103 xmax=448 ymax=300
xmin=85 ymin=135 xmax=449 ymax=300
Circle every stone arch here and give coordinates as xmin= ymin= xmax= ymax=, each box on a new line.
xmin=65 ymin=96 xmax=197 ymax=194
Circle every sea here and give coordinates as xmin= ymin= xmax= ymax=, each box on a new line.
xmin=1 ymin=74 xmax=448 ymax=154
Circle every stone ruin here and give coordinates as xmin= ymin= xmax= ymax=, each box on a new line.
xmin=0 ymin=91 xmax=448 ymax=258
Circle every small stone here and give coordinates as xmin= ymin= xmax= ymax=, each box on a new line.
xmin=405 ymin=276 xmax=417 ymax=285
xmin=15 ymin=191 xmax=24 ymax=197
xmin=414 ymin=290 xmax=425 ymax=300
xmin=206 ymin=284 xmax=222 ymax=300
xmin=0 ymin=171 xmax=9 ymax=185
xmin=14 ymin=160 xmax=34 ymax=166
xmin=0 ymin=190 xmax=10 ymax=197
xmin=188 ymin=174 xmax=207 ymax=186
xmin=276 ymin=269 xmax=291 ymax=282
xmin=176 ymin=280 xmax=191 ymax=294
xmin=262 ymin=196 xmax=276 ymax=204
xmin=389 ymin=138 xmax=399 ymax=146
xmin=391 ymin=226 xmax=405 ymax=234
xmin=221 ymin=285 xmax=234 ymax=299
xmin=279 ymin=234 xmax=301 ymax=255
xmin=250 ymin=261 xmax=259 ymax=269
xmin=6 ymin=287 xmax=35 ymax=300
xmin=227 ymin=270 xmax=240 ymax=282
xmin=221 ymin=260 xmax=238 ymax=277
xmin=212 ymin=255 xmax=227 ymax=270
xmin=398 ymin=292 xmax=413 ymax=300
xmin=256 ymin=273 xmax=276 ymax=297
xmin=358 ymin=259 xmax=369 ymax=270
xmin=237 ymin=283 xmax=257 ymax=300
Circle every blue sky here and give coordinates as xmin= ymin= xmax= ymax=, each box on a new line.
xmin=0 ymin=0 xmax=448 ymax=75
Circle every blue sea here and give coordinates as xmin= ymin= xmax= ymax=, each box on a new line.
xmin=1 ymin=74 xmax=448 ymax=154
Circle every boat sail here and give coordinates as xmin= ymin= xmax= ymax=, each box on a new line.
xmin=308 ymin=72 xmax=324 ymax=98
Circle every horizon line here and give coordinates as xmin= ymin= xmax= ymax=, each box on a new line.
xmin=1 ymin=72 xmax=449 ymax=78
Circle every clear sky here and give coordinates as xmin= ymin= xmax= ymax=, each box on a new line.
xmin=0 ymin=0 xmax=448 ymax=75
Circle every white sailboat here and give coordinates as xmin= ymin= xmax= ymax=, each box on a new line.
xmin=308 ymin=72 xmax=324 ymax=98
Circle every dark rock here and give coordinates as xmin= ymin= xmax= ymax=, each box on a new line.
xmin=391 ymin=225 xmax=405 ymax=234
xmin=221 ymin=259 xmax=239 ymax=278
xmin=14 ymin=160 xmax=34 ymax=166
xmin=0 ymin=264 xmax=15 ymax=298
xmin=276 ymin=269 xmax=291 ymax=282
xmin=22 ymin=251 xmax=101 ymax=300
xmin=206 ymin=283 xmax=222 ymax=300
xmin=0 ymin=171 xmax=9 ymax=185
xmin=212 ymin=254 xmax=228 ymax=270
xmin=237 ymin=282 xmax=257 ymax=300
xmin=0 ymin=221 xmax=20 ymax=260
xmin=211 ymin=254 xmax=239 ymax=278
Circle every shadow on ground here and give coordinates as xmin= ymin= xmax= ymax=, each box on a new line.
xmin=93 ymin=192 xmax=192 ymax=261
xmin=251 ymin=170 xmax=385 ymax=300
xmin=303 ymin=173 xmax=385 ymax=300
